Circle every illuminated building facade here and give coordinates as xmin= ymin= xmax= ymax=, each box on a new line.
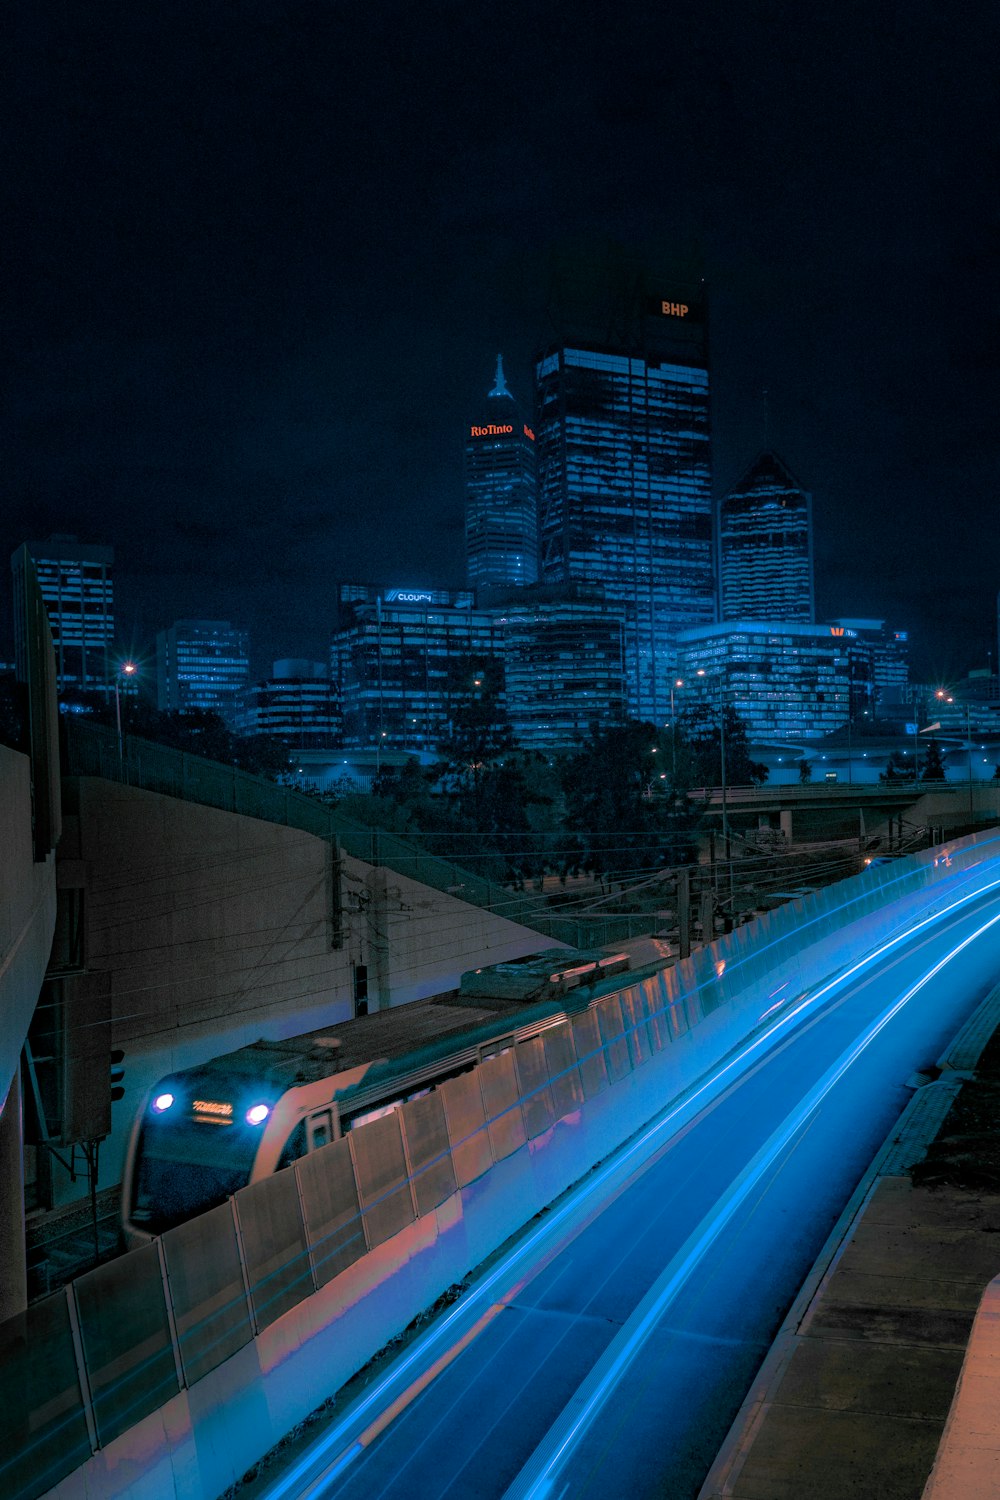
xmin=465 ymin=356 xmax=538 ymax=590
xmin=21 ymin=534 xmax=115 ymax=697
xmin=828 ymin=619 xmax=909 ymax=711
xmin=333 ymin=585 xmax=503 ymax=753
xmin=240 ymin=660 xmax=341 ymax=748
xmin=677 ymin=622 xmax=875 ymax=742
xmin=487 ymin=583 xmax=626 ymax=750
xmin=156 ymin=619 xmax=250 ymax=725
xmin=535 ymin=263 xmax=715 ymax=722
xmin=719 ymin=451 xmax=814 ymax=623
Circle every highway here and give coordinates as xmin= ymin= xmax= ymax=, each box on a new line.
xmin=259 ymin=885 xmax=1000 ymax=1500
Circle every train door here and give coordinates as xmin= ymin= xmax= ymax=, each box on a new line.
xmin=307 ymin=1109 xmax=334 ymax=1152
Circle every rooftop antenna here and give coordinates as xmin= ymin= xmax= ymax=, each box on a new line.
xmin=489 ymin=354 xmax=510 ymax=398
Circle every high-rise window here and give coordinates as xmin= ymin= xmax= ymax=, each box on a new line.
xmin=156 ymin=620 xmax=250 ymax=726
xmin=465 ymin=356 xmax=538 ymax=590
xmin=535 ymin=276 xmax=714 ymax=722
xmin=719 ymin=452 xmax=814 ymax=623
xmin=23 ymin=535 xmax=115 ymax=696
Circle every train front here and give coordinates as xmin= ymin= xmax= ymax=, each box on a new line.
xmin=122 ymin=1061 xmax=280 ymax=1245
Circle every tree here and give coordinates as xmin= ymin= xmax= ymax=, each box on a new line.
xmin=680 ymin=704 xmax=768 ymax=788
xmin=920 ymin=738 xmax=946 ymax=782
xmin=560 ymin=721 xmax=697 ymax=876
xmin=436 ymin=656 xmax=512 ymax=769
xmin=436 ymin=655 xmax=514 ymax=819
xmin=880 ymin=750 xmax=916 ymax=783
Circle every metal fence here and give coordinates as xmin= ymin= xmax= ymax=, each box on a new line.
xmin=62 ymin=719 xmax=622 ymax=941
xmin=4 ymin=827 xmax=1000 ymax=1499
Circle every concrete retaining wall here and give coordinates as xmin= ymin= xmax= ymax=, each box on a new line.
xmin=60 ymin=777 xmax=554 ymax=1193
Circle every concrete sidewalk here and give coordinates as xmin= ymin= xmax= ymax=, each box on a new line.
xmin=700 ymin=985 xmax=1000 ymax=1500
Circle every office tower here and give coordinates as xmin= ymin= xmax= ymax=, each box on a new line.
xmin=156 ymin=620 xmax=250 ymax=726
xmin=465 ymin=356 xmax=539 ymax=590
xmin=677 ymin=622 xmax=873 ymax=742
xmin=719 ymin=452 xmax=814 ymax=623
xmin=241 ymin=660 xmax=341 ymax=748
xmin=20 ymin=534 xmax=115 ymax=696
xmin=333 ymin=585 xmax=503 ymax=753
xmin=487 ymin=583 xmax=626 ymax=750
xmin=535 ymin=257 xmax=715 ymax=722
xmin=829 ymin=619 xmax=909 ymax=714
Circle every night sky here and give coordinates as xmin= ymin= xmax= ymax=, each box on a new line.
xmin=6 ymin=0 xmax=998 ymax=682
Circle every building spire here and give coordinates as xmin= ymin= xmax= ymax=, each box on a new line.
xmin=489 ymin=354 xmax=510 ymax=398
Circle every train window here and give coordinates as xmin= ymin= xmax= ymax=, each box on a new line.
xmin=479 ymin=1035 xmax=514 ymax=1063
xmin=308 ymin=1111 xmax=333 ymax=1151
xmin=346 ymin=1101 xmax=399 ymax=1132
xmin=277 ymin=1121 xmax=307 ymax=1170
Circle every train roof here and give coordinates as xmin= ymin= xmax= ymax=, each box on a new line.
xmin=162 ymin=948 xmax=644 ymax=1100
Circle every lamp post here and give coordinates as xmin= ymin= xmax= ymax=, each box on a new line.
xmin=668 ymin=677 xmax=683 ymax=781
xmin=936 ymin=690 xmax=974 ymax=824
xmin=115 ymin=660 xmax=137 ymax=776
xmin=697 ymin=669 xmax=730 ymax=896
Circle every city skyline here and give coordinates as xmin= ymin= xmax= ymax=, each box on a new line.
xmin=5 ymin=3 xmax=998 ymax=682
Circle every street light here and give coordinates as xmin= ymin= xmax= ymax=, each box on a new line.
xmin=668 ymin=678 xmax=683 ymax=781
xmin=115 ymin=660 xmax=137 ymax=773
xmin=697 ymin=668 xmax=730 ymax=883
xmin=936 ymin=690 xmax=974 ymax=823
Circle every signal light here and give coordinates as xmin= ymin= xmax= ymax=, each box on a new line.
xmin=110 ymin=1048 xmax=126 ymax=1103
xmin=246 ymin=1103 xmax=270 ymax=1126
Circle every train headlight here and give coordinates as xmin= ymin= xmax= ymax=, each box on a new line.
xmin=151 ymin=1092 xmax=175 ymax=1113
xmin=246 ymin=1103 xmax=271 ymax=1126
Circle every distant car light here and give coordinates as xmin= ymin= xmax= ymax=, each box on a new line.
xmin=152 ymin=1092 xmax=175 ymax=1113
xmin=246 ymin=1103 xmax=270 ymax=1126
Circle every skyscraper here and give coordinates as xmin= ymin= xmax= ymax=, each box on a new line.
xmin=718 ymin=451 xmax=814 ymax=623
xmin=465 ymin=356 xmax=538 ymax=590
xmin=677 ymin=622 xmax=870 ymax=741
xmin=333 ymin=585 xmax=502 ymax=753
xmin=240 ymin=660 xmax=341 ymax=748
xmin=156 ymin=620 xmax=250 ymax=726
xmin=828 ymin=619 xmax=909 ymax=712
xmin=487 ymin=582 xmax=626 ymax=750
xmin=535 ymin=260 xmax=714 ymax=722
xmin=20 ymin=534 xmax=115 ymax=697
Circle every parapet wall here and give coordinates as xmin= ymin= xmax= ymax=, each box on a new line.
xmin=59 ymin=776 xmax=552 ymax=1191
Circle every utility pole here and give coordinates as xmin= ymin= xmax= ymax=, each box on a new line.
xmin=676 ymin=868 xmax=691 ymax=960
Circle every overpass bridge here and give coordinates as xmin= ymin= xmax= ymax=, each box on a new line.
xmin=6 ymin=827 xmax=1000 ymax=1500
xmin=689 ymin=777 xmax=1000 ymax=846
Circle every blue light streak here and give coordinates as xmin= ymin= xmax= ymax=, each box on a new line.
xmin=503 ymin=904 xmax=1000 ymax=1500
xmin=260 ymin=877 xmax=1000 ymax=1500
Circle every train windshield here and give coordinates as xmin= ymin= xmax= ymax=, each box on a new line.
xmin=129 ymin=1115 xmax=262 ymax=1236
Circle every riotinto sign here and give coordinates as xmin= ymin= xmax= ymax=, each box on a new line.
xmin=470 ymin=423 xmax=514 ymax=437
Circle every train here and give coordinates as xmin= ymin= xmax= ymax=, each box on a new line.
xmin=121 ymin=947 xmax=633 ymax=1246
